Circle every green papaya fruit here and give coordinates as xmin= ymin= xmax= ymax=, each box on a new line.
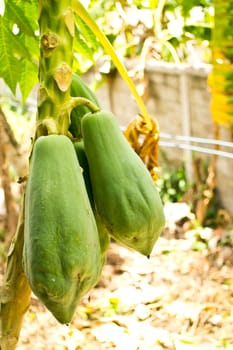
xmin=23 ymin=135 xmax=102 ymax=324
xmin=69 ymin=73 xmax=100 ymax=138
xmin=74 ymin=140 xmax=110 ymax=263
xmin=81 ymin=111 xmax=165 ymax=256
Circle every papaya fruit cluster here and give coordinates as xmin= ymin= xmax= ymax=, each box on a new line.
xmin=23 ymin=73 xmax=165 ymax=325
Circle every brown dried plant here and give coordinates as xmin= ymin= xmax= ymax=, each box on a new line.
xmin=124 ymin=114 xmax=160 ymax=181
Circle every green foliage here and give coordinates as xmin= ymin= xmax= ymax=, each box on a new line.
xmin=168 ymin=0 xmax=213 ymax=17
xmin=0 ymin=0 xmax=214 ymax=100
xmin=4 ymin=0 xmax=37 ymax=36
xmin=85 ymin=0 xmax=214 ymax=67
xmin=73 ymin=15 xmax=101 ymax=72
xmin=0 ymin=16 xmax=21 ymax=92
xmin=157 ymin=164 xmax=188 ymax=203
xmin=0 ymin=0 xmax=39 ymax=100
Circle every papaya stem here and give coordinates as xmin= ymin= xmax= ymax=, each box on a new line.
xmin=37 ymin=0 xmax=75 ymax=136
xmin=35 ymin=117 xmax=59 ymax=137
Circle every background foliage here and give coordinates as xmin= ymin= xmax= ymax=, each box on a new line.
xmin=0 ymin=0 xmax=214 ymax=101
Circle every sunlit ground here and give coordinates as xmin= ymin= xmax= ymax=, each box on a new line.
xmin=15 ymin=203 xmax=233 ymax=350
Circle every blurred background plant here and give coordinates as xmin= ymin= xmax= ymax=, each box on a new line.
xmin=75 ymin=0 xmax=214 ymax=75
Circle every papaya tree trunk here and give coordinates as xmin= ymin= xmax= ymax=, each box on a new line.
xmin=0 ymin=1 xmax=75 ymax=349
xmin=37 ymin=0 xmax=74 ymax=134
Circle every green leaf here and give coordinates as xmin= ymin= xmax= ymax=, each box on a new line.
xmin=19 ymin=58 xmax=38 ymax=102
xmin=14 ymin=34 xmax=34 ymax=60
xmin=0 ymin=0 xmax=39 ymax=97
xmin=75 ymin=15 xmax=99 ymax=51
xmin=0 ymin=16 xmax=21 ymax=93
xmin=18 ymin=32 xmax=39 ymax=102
xmin=5 ymin=0 xmax=36 ymax=36
xmin=74 ymin=28 xmax=95 ymax=61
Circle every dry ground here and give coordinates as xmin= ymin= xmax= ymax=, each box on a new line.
xmin=8 ymin=203 xmax=232 ymax=350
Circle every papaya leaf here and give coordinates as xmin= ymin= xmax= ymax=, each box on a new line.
xmin=19 ymin=54 xmax=38 ymax=103
xmin=0 ymin=16 xmax=21 ymax=93
xmin=74 ymin=28 xmax=95 ymax=61
xmin=17 ymin=0 xmax=39 ymax=32
xmin=12 ymin=33 xmax=33 ymax=60
xmin=75 ymin=15 xmax=100 ymax=51
xmin=0 ymin=0 xmax=38 ymax=98
xmin=16 ymin=28 xmax=39 ymax=102
xmin=72 ymin=57 xmax=82 ymax=73
xmin=4 ymin=0 xmax=36 ymax=36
